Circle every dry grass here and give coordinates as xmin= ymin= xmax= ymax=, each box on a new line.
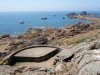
xmin=61 ymin=29 xmax=100 ymax=46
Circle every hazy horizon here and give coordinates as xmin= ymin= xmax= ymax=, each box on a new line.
xmin=0 ymin=0 xmax=100 ymax=12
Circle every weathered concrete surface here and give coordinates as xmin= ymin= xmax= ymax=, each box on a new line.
xmin=15 ymin=47 xmax=57 ymax=57
xmin=10 ymin=49 xmax=59 ymax=66
xmin=1 ymin=46 xmax=61 ymax=66
xmin=0 ymin=46 xmax=61 ymax=65
xmin=14 ymin=56 xmax=57 ymax=68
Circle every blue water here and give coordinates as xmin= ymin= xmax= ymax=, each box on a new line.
xmin=0 ymin=12 xmax=89 ymax=36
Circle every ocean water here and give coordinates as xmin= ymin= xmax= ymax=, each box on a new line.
xmin=0 ymin=12 xmax=89 ymax=36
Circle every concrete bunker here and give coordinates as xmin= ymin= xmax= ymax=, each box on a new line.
xmin=7 ymin=46 xmax=61 ymax=66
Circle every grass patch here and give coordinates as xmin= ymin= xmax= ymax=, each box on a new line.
xmin=74 ymin=38 xmax=86 ymax=44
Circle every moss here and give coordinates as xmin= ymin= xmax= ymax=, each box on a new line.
xmin=75 ymin=35 xmax=97 ymax=44
xmin=96 ymin=26 xmax=100 ymax=29
xmin=74 ymin=38 xmax=86 ymax=44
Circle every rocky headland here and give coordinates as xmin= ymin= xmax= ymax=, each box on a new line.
xmin=0 ymin=12 xmax=100 ymax=75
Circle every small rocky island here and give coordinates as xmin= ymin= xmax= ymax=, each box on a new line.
xmin=0 ymin=12 xmax=100 ymax=75
xmin=41 ymin=17 xmax=48 ymax=20
xmin=20 ymin=20 xmax=25 ymax=24
xmin=67 ymin=11 xmax=95 ymax=19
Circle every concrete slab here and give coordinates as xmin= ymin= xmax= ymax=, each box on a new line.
xmin=15 ymin=47 xmax=57 ymax=57
xmin=14 ymin=56 xmax=57 ymax=68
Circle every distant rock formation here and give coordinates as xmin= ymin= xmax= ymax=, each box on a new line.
xmin=67 ymin=12 xmax=78 ymax=19
xmin=80 ymin=11 xmax=88 ymax=15
xmin=67 ymin=11 xmax=92 ymax=19
xmin=20 ymin=20 xmax=25 ymax=24
xmin=62 ymin=17 xmax=65 ymax=19
xmin=41 ymin=17 xmax=48 ymax=20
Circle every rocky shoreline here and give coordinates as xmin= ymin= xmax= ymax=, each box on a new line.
xmin=0 ymin=22 xmax=94 ymax=57
xmin=0 ymin=12 xmax=100 ymax=75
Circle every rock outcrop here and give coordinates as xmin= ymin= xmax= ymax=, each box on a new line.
xmin=0 ymin=21 xmax=94 ymax=59
xmin=0 ymin=39 xmax=100 ymax=75
xmin=67 ymin=11 xmax=95 ymax=19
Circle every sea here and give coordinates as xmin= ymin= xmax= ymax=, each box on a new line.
xmin=0 ymin=11 xmax=98 ymax=36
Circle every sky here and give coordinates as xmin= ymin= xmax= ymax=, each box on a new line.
xmin=0 ymin=0 xmax=100 ymax=12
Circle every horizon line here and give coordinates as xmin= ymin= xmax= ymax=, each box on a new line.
xmin=0 ymin=10 xmax=100 ymax=12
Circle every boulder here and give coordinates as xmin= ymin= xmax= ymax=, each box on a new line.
xmin=0 ymin=34 xmax=10 ymax=38
xmin=33 ymin=36 xmax=48 ymax=45
xmin=71 ymin=40 xmax=100 ymax=75
xmin=89 ymin=40 xmax=100 ymax=50
xmin=77 ymin=49 xmax=100 ymax=75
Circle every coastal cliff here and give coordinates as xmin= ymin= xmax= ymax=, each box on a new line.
xmin=0 ymin=12 xmax=100 ymax=75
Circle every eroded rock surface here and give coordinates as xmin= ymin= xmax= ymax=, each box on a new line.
xmin=0 ymin=39 xmax=100 ymax=75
